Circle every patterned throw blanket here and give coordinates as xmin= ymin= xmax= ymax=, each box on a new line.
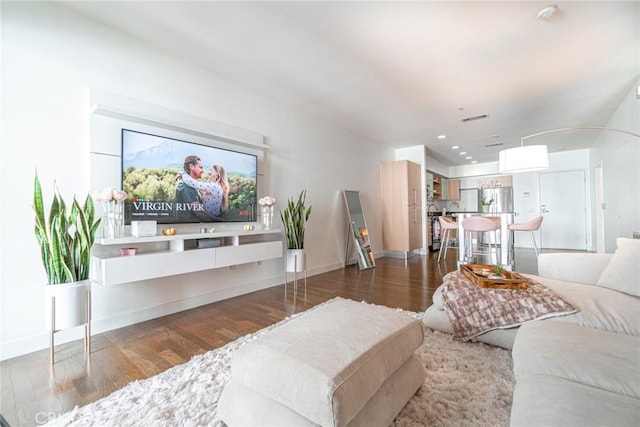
xmin=441 ymin=270 xmax=577 ymax=340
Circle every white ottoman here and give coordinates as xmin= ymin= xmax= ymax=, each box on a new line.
xmin=218 ymin=298 xmax=425 ymax=427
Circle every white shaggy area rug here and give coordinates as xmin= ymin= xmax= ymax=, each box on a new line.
xmin=47 ymin=299 xmax=514 ymax=427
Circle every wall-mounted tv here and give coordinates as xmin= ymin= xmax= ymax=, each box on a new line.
xmin=121 ymin=129 xmax=258 ymax=224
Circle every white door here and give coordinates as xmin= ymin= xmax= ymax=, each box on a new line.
xmin=539 ymin=170 xmax=588 ymax=250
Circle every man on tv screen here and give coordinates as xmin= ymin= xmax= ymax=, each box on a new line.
xmin=175 ymin=155 xmax=214 ymax=222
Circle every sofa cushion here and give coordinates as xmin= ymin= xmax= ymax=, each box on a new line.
xmin=513 ymin=321 xmax=640 ymax=398
xmin=596 ymin=237 xmax=640 ymax=297
xmin=522 ymin=274 xmax=640 ymax=336
xmin=229 ymin=298 xmax=424 ymax=427
xmin=510 ymin=375 xmax=640 ymax=427
xmin=538 ymin=252 xmax=612 ymax=285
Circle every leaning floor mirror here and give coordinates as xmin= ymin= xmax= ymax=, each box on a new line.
xmin=343 ymin=190 xmax=375 ymax=270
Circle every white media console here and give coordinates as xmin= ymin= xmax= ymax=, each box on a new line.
xmin=90 ymin=228 xmax=283 ymax=286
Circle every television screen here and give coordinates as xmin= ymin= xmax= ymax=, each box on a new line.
xmin=121 ymin=129 xmax=258 ymax=224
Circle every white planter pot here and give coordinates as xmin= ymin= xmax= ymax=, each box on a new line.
xmin=44 ymin=280 xmax=91 ymax=331
xmin=286 ymin=249 xmax=306 ymax=273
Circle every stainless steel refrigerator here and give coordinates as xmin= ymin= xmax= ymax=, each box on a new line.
xmin=479 ymin=187 xmax=514 ymax=213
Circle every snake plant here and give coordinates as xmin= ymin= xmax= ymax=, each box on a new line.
xmin=280 ymin=190 xmax=312 ymax=250
xmin=33 ymin=171 xmax=101 ymax=284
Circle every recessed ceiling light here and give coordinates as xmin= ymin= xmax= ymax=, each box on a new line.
xmin=459 ymin=151 xmax=467 ymax=155
xmin=465 ymin=156 xmax=472 ymax=160
xmin=437 ymin=135 xmax=446 ymax=140
xmin=451 ymin=145 xmax=459 ymax=150
xmin=471 ymin=160 xmax=478 ymax=164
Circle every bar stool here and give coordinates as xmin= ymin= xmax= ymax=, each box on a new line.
xmin=461 ymin=216 xmax=500 ymax=265
xmin=508 ymin=215 xmax=544 ymax=263
xmin=437 ymin=216 xmax=458 ymax=262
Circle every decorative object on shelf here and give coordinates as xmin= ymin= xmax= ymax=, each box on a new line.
xmin=258 ymin=196 xmax=277 ymax=230
xmin=120 ymin=247 xmax=138 ymax=256
xmin=131 ymin=220 xmax=157 ymax=237
xmin=33 ymin=171 xmax=100 ymax=364
xmin=162 ymin=227 xmax=177 ymax=236
xmin=481 ymin=197 xmax=494 ymax=213
xmin=93 ymin=187 xmax=128 ymax=238
xmin=243 ymin=224 xmax=255 ymax=231
xmin=196 ymin=239 xmax=222 ymax=249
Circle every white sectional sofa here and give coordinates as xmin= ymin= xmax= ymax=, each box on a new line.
xmin=423 ymin=237 xmax=640 ymax=426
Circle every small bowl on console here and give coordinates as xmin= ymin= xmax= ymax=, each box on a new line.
xmin=120 ymin=247 xmax=138 ymax=256
xmin=162 ymin=228 xmax=177 ymax=236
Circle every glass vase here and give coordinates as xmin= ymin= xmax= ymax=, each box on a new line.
xmin=102 ymin=200 xmax=125 ymax=239
xmin=261 ymin=205 xmax=274 ymax=230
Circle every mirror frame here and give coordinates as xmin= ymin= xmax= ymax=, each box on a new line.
xmin=343 ymin=190 xmax=375 ymax=270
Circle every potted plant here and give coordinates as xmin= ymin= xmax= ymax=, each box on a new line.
xmin=489 ymin=264 xmax=505 ymax=279
xmin=280 ymin=190 xmax=312 ymax=272
xmin=33 ymin=171 xmax=101 ymax=332
xmin=481 ymin=197 xmax=494 ymax=213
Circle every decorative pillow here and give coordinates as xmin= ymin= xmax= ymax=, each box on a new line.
xmin=596 ymin=238 xmax=640 ymax=297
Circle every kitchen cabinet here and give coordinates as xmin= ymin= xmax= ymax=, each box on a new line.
xmin=433 ymin=175 xmax=443 ymax=200
xmin=428 ymin=172 xmax=461 ymax=201
xmin=447 ymin=179 xmax=461 ymax=200
xmin=381 ymin=160 xmax=422 ymax=252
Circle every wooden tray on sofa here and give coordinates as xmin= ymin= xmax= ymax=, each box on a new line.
xmin=460 ymin=264 xmax=529 ymax=290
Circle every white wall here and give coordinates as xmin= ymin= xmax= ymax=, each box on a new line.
xmin=590 ymin=79 xmax=640 ymax=252
xmin=0 ymin=2 xmax=393 ymax=360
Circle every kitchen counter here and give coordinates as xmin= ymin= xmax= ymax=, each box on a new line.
xmin=449 ymin=211 xmax=515 ymax=215
xmin=455 ymin=212 xmax=514 ymax=269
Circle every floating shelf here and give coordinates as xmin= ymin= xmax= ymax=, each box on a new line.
xmin=91 ymin=228 xmax=283 ymax=286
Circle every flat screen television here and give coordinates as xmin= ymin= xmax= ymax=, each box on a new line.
xmin=121 ymin=129 xmax=258 ymax=224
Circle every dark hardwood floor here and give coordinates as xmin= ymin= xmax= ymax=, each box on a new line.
xmin=0 ymin=250 xmax=539 ymax=427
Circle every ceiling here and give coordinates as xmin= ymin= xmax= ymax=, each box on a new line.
xmin=62 ymin=1 xmax=639 ymax=166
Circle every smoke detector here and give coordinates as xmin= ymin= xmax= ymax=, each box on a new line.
xmin=537 ymin=4 xmax=558 ymax=20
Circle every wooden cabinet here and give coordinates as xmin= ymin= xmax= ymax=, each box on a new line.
xmin=447 ymin=179 xmax=461 ymax=200
xmin=433 ymin=175 xmax=443 ymax=200
xmin=381 ymin=160 xmax=422 ymax=252
xmin=428 ymin=173 xmax=461 ymax=201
